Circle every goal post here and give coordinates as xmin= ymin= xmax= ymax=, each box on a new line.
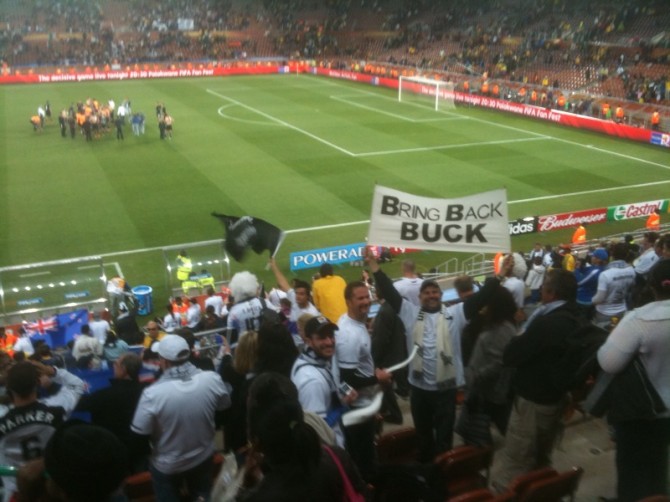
xmin=398 ymin=75 xmax=456 ymax=111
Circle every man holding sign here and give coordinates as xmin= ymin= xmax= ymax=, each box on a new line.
xmin=365 ymin=248 xmax=465 ymax=462
xmin=366 ymin=186 xmax=510 ymax=461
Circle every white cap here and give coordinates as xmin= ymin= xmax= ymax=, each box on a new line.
xmin=157 ymin=335 xmax=190 ymax=362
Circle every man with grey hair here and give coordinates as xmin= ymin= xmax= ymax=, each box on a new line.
xmin=132 ymin=335 xmax=230 ymax=500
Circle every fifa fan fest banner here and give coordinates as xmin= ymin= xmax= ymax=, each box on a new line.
xmin=310 ymin=68 xmax=660 ymax=148
xmin=368 ymin=185 xmax=511 ymax=254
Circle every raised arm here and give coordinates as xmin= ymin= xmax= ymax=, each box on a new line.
xmin=365 ymin=247 xmax=402 ymax=313
xmin=268 ymin=257 xmax=291 ymax=292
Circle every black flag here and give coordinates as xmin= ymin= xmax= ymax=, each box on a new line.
xmin=211 ymin=213 xmax=285 ymax=262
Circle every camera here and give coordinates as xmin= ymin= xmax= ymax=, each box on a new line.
xmin=338 ymin=382 xmax=353 ymax=396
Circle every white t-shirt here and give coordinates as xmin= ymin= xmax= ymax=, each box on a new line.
xmin=186 ymin=303 xmax=202 ymax=328
xmin=12 ymin=337 xmax=34 ymax=356
xmin=291 ymin=355 xmax=344 ymax=446
xmin=287 ymin=289 xmax=320 ymax=322
xmin=89 ymin=319 xmax=110 ymax=345
xmin=163 ymin=312 xmax=182 ymax=333
xmin=227 ymin=297 xmax=266 ymax=336
xmin=204 ymin=295 xmax=227 ymax=318
xmin=394 ymin=277 xmax=422 ymax=306
xmin=595 ymin=261 xmax=636 ymax=316
xmin=634 ymin=248 xmax=659 ymax=276
xmin=335 ymin=314 xmax=376 ymax=407
xmin=131 ymin=366 xmax=230 ymax=474
xmin=503 ymin=276 xmax=526 ymax=309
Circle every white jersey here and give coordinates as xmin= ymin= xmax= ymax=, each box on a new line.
xmin=287 ymin=289 xmax=320 ymax=322
xmin=634 ymin=248 xmax=659 ymax=276
xmin=335 ymin=314 xmax=375 ymax=407
xmin=89 ymin=319 xmax=110 ymax=345
xmin=205 ymin=294 xmax=227 ymax=318
xmin=163 ymin=312 xmax=182 ymax=333
xmin=227 ymin=297 xmax=265 ymax=335
xmin=291 ymin=353 xmax=344 ymax=447
xmin=186 ymin=303 xmax=202 ymax=328
xmin=595 ymin=261 xmax=636 ymax=317
xmin=131 ymin=365 xmax=230 ymax=474
xmin=0 ymin=402 xmax=65 ymax=502
xmin=394 ymin=277 xmax=422 ymax=306
xmin=503 ymin=276 xmax=526 ymax=309
xmin=12 ymin=337 xmax=34 ymax=356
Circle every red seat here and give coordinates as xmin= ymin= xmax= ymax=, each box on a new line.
xmin=376 ymin=427 xmax=419 ymax=465
xmin=124 ymin=471 xmax=154 ymax=502
xmin=448 ymin=488 xmax=515 ymax=501
xmin=516 ymin=466 xmax=583 ymax=502
xmin=434 ymin=445 xmax=494 ymax=497
xmin=508 ymin=467 xmax=558 ymax=497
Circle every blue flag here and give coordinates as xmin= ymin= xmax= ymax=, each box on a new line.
xmin=53 ymin=309 xmax=89 ymax=348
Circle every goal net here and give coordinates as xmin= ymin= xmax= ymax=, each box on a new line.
xmin=398 ymin=76 xmax=456 ymax=111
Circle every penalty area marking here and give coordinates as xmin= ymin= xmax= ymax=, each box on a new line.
xmin=207 ymin=88 xmax=356 ymax=156
xmin=217 ymin=104 xmax=281 ymax=126
xmin=330 ymin=95 xmax=466 ymax=123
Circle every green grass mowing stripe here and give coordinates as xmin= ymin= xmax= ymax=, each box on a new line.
xmin=1 ymin=75 xmax=669 ymax=270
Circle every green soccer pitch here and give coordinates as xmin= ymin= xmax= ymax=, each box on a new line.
xmin=1 ymin=74 xmax=668 ymax=313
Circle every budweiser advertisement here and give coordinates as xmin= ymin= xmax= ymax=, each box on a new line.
xmin=607 ymin=200 xmax=669 ymax=222
xmin=538 ymin=208 xmax=608 ymax=232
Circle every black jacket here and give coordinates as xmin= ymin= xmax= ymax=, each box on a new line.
xmin=503 ymin=303 xmax=582 ymax=405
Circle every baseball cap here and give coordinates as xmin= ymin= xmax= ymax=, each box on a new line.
xmin=592 ymin=248 xmax=609 ymax=261
xmin=157 ymin=335 xmax=190 ymax=362
xmin=305 ymin=316 xmax=337 ymax=337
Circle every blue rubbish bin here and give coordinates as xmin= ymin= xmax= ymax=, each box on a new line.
xmin=132 ymin=285 xmax=153 ymax=315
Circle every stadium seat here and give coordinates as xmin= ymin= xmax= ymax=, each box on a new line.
xmin=434 ymin=445 xmax=494 ymax=497
xmin=507 ymin=467 xmax=558 ymax=497
xmin=376 ymin=427 xmax=419 ymax=464
xmin=448 ymin=488 xmax=515 ymax=501
xmin=124 ymin=471 xmax=154 ymax=502
xmin=515 ymin=466 xmax=583 ymax=502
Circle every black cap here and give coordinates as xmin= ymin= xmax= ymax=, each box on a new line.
xmin=305 ymin=316 xmax=337 ymax=337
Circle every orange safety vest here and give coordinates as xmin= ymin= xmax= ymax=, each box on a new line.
xmin=557 ymin=95 xmax=566 ymax=108
xmin=602 ymin=103 xmax=610 ymax=116
xmin=651 ymin=111 xmax=660 ymax=125
xmin=493 ymin=252 xmax=505 ymax=275
xmin=646 ymin=212 xmax=660 ymax=230
xmin=492 ymin=84 xmax=499 ymax=96
xmin=615 ymin=107 xmax=624 ymax=119
xmin=530 ymin=90 xmax=537 ymax=102
xmin=481 ymin=81 xmax=489 ymax=94
xmin=572 ymin=225 xmax=586 ymax=244
xmin=463 ymin=81 xmax=469 ymax=92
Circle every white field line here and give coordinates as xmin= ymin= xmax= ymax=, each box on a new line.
xmin=85 ymin=178 xmax=670 ymax=260
xmin=78 ymin=261 xmax=123 ymax=277
xmin=207 ymin=88 xmax=356 ymax=156
xmin=209 ymin=87 xmax=539 ymax=156
xmin=19 ymin=271 xmax=51 ymax=278
xmin=308 ymin=75 xmax=669 ymax=170
xmin=354 ymin=136 xmax=549 ymax=157
xmin=330 ymin=95 xmax=465 ymax=123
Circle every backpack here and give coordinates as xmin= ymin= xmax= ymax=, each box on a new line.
xmin=258 ymin=297 xmax=281 ymax=326
xmin=550 ymin=322 xmax=609 ymax=394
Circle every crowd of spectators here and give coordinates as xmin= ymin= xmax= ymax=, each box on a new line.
xmin=0 ymin=227 xmax=669 ymax=500
xmin=1 ymin=0 xmax=668 ymax=103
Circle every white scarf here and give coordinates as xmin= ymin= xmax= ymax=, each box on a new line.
xmin=411 ymin=307 xmax=456 ymax=389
